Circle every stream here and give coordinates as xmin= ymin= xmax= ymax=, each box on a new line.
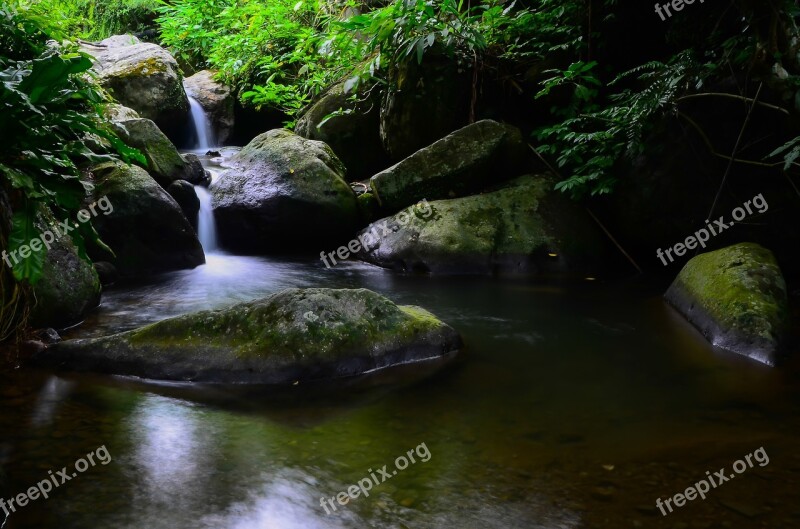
xmin=0 ymin=105 xmax=798 ymax=529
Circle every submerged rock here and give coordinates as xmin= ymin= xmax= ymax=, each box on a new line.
xmin=85 ymin=36 xmax=189 ymax=140
xmin=35 ymin=288 xmax=462 ymax=384
xmin=370 ymin=119 xmax=528 ymax=214
xmin=211 ymin=129 xmax=359 ymax=252
xmin=357 ymin=175 xmax=611 ymax=276
xmin=112 ymin=118 xmax=204 ymax=186
xmin=183 ymin=70 xmax=235 ymax=144
xmin=90 ymin=161 xmax=205 ymax=277
xmin=665 ymin=243 xmax=789 ymax=365
xmin=295 ymin=80 xmax=387 ymax=180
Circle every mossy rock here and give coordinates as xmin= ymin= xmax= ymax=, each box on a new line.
xmin=356 ymin=174 xmax=611 ymax=276
xmin=665 ymin=243 xmax=789 ymax=365
xmin=34 ymin=288 xmax=462 ymax=384
xmin=90 ymin=161 xmax=205 ymax=278
xmin=210 ymin=129 xmax=360 ymax=252
xmin=30 ymin=210 xmax=101 ymax=329
xmin=295 ymin=80 xmax=387 ymax=180
xmin=369 ymin=119 xmax=529 ymax=215
xmin=86 ymin=38 xmax=189 ymax=141
xmin=112 ymin=118 xmax=203 ymax=186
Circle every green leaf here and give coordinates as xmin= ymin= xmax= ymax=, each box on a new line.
xmin=8 ymin=202 xmax=46 ymax=284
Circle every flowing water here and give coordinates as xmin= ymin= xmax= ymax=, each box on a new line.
xmin=187 ymin=96 xmax=214 ymax=152
xmin=1 ymin=259 xmax=799 ymax=529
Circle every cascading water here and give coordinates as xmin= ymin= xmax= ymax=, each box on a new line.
xmin=194 ymin=179 xmax=218 ymax=252
xmin=188 ymin=96 xmax=214 ymax=151
xmin=186 ymin=95 xmax=219 ymax=253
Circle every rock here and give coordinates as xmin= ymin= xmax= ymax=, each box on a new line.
xmin=104 ymin=103 xmax=140 ymax=122
xmin=167 ymin=180 xmax=200 ymax=231
xmin=380 ymin=47 xmax=472 ymax=161
xmin=30 ymin=214 xmax=101 ymax=329
xmin=85 ymin=36 xmax=189 ymax=141
xmin=369 ymin=120 xmax=529 ymax=214
xmin=90 ymin=161 xmax=205 ymax=277
xmin=34 ymin=288 xmax=462 ymax=384
xmin=183 ymin=70 xmax=235 ymax=144
xmin=356 ymin=175 xmax=611 ymax=276
xmin=664 ymin=243 xmax=789 ymax=365
xmin=211 ymin=129 xmax=359 ymax=252
xmin=93 ymin=261 xmax=118 ymax=286
xmin=111 ymin=118 xmax=204 ymax=186
xmin=181 ymin=153 xmax=208 ymax=184
xmin=295 ymin=80 xmax=387 ymax=179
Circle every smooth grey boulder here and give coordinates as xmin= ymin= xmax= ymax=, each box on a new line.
xmin=357 ymin=175 xmax=611 ymax=276
xmin=369 ymin=119 xmax=528 ymax=214
xmin=183 ymin=70 xmax=234 ymax=144
xmin=34 ymin=288 xmax=462 ymax=384
xmin=665 ymin=243 xmax=789 ymax=365
xmin=90 ymin=161 xmax=204 ymax=277
xmin=211 ymin=129 xmax=359 ymax=252
xmin=85 ymin=36 xmax=189 ymax=140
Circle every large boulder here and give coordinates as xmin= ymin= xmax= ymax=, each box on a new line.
xmin=665 ymin=243 xmax=789 ymax=366
xmin=30 ymin=215 xmax=101 ymax=330
xmin=34 ymin=288 xmax=462 ymax=384
xmin=85 ymin=35 xmax=189 ymax=141
xmin=90 ymin=161 xmax=205 ymax=277
xmin=369 ymin=120 xmax=529 ymax=214
xmin=112 ymin=118 xmax=205 ymax=186
xmin=183 ymin=70 xmax=235 ymax=144
xmin=356 ymin=175 xmax=612 ymax=276
xmin=295 ymin=80 xmax=387 ymax=180
xmin=380 ymin=48 xmax=472 ymax=161
xmin=211 ymin=129 xmax=359 ymax=252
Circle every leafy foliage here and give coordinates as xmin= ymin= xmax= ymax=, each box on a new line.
xmin=1 ymin=3 xmax=143 ymax=286
xmin=21 ymin=0 xmax=161 ymax=40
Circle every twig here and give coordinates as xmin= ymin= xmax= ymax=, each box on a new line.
xmin=707 ymin=82 xmax=764 ymax=220
xmin=527 ymin=144 xmax=643 ymax=274
xmin=677 ymin=111 xmax=784 ymax=168
xmin=676 ymin=92 xmax=788 ymax=115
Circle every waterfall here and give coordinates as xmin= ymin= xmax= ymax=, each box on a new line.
xmin=188 ymin=96 xmax=214 ymax=151
xmin=195 ymin=182 xmax=218 ymax=253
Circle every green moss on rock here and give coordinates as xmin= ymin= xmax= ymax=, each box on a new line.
xmin=36 ymin=288 xmax=462 ymax=384
xmin=665 ymin=242 xmax=788 ymax=365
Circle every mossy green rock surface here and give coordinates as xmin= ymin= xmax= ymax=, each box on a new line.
xmin=91 ymin=162 xmax=204 ymax=278
xmin=665 ymin=243 xmax=788 ymax=365
xmin=86 ymin=36 xmax=189 ymax=140
xmin=357 ymin=175 xmax=610 ymax=276
xmin=369 ymin=119 xmax=528 ymax=214
xmin=36 ymin=288 xmax=462 ymax=384
xmin=30 ymin=214 xmax=101 ymax=329
xmin=210 ymin=129 xmax=359 ymax=252
xmin=112 ymin=118 xmax=203 ymax=185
